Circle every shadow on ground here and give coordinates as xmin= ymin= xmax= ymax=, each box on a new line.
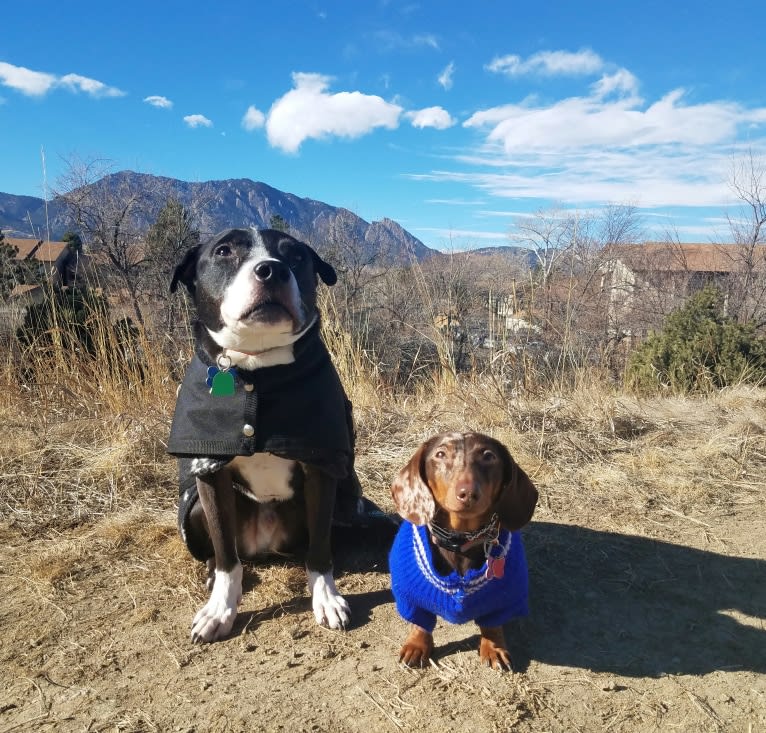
xmin=230 ymin=517 xmax=765 ymax=678
xmin=508 ymin=521 xmax=766 ymax=677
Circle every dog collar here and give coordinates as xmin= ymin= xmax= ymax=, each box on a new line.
xmin=428 ymin=513 xmax=500 ymax=556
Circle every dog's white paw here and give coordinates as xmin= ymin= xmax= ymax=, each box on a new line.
xmin=191 ymin=564 xmax=243 ymax=643
xmin=307 ymin=570 xmax=351 ymax=630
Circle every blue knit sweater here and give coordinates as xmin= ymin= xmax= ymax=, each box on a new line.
xmin=389 ymin=521 xmax=529 ymax=632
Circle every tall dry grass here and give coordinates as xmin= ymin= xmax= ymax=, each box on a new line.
xmin=0 ymin=279 xmax=189 ymax=533
xmin=2 ymin=282 xmax=765 ymax=541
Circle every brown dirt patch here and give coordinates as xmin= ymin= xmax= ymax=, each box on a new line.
xmin=1 ymin=498 xmax=764 ymax=732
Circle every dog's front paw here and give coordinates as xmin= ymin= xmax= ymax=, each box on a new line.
xmin=399 ymin=625 xmax=434 ymax=668
xmin=307 ymin=570 xmax=351 ymax=630
xmin=191 ymin=564 xmax=243 ymax=643
xmin=478 ymin=627 xmax=512 ymax=671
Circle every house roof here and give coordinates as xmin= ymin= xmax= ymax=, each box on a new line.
xmin=5 ymin=237 xmax=68 ymax=263
xmin=603 ymin=242 xmax=766 ymax=274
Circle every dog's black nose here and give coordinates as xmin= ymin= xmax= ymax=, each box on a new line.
xmin=254 ymin=260 xmax=290 ymax=283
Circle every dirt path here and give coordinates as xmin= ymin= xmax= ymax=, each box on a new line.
xmin=1 ymin=500 xmax=764 ymax=733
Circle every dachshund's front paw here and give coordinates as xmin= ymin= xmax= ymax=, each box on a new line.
xmin=479 ymin=627 xmax=512 ymax=671
xmin=399 ymin=625 xmax=434 ymax=668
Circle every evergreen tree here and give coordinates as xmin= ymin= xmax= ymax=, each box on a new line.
xmin=0 ymin=229 xmax=39 ymax=300
xmin=62 ymin=231 xmax=83 ymax=254
xmin=627 ymin=286 xmax=766 ymax=393
xmin=269 ymin=214 xmax=289 ymax=232
xmin=145 ymin=197 xmax=200 ymax=331
xmin=17 ymin=286 xmax=110 ymax=356
xmin=146 ymin=197 xmax=200 ymax=290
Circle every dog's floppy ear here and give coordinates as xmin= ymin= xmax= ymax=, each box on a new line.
xmin=494 ymin=446 xmax=538 ymax=531
xmin=309 ymin=247 xmax=337 ymax=286
xmin=171 ymin=245 xmax=200 ymax=296
xmin=391 ymin=441 xmax=436 ymax=525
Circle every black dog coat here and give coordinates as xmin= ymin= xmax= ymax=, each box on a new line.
xmin=168 ymin=322 xmax=356 ymax=560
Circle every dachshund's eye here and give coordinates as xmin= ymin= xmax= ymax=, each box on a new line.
xmin=482 ymin=450 xmax=497 ymax=462
xmin=434 ymin=449 xmax=446 ymax=459
xmin=214 ymin=244 xmax=233 ymax=257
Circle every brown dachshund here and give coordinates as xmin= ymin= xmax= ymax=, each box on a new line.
xmin=388 ymin=432 xmax=538 ymax=670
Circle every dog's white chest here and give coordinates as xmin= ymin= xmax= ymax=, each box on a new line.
xmin=229 ymin=453 xmax=297 ymax=502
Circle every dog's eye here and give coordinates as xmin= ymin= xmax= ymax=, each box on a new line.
xmin=434 ymin=449 xmax=446 ymax=459
xmin=288 ymin=250 xmax=305 ymax=268
xmin=481 ymin=450 xmax=497 ymax=462
xmin=214 ymin=244 xmax=233 ymax=257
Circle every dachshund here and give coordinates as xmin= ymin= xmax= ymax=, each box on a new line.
xmin=388 ymin=432 xmax=538 ymax=670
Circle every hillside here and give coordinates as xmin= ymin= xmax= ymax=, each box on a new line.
xmin=0 ymin=171 xmax=436 ymax=263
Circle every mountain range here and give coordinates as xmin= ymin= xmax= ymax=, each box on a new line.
xmin=0 ymin=171 xmax=436 ymax=263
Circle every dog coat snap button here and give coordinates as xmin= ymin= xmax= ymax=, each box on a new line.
xmin=242 ymin=424 xmax=255 ymax=437
xmin=244 ymin=383 xmax=254 ymax=392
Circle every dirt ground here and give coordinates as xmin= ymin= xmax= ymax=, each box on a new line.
xmin=1 ymin=489 xmax=764 ymax=733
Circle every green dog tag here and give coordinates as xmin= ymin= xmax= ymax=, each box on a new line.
xmin=210 ymin=370 xmax=236 ymax=396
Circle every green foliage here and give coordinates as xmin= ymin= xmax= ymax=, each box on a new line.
xmin=62 ymin=230 xmax=83 ymax=253
xmin=145 ymin=197 xmax=200 ymax=302
xmin=0 ymin=230 xmax=39 ymax=300
xmin=146 ymin=197 xmax=200 ymax=266
xmin=269 ymin=214 xmax=289 ymax=232
xmin=627 ymin=286 xmax=766 ymax=393
xmin=17 ymin=286 xmax=111 ymax=356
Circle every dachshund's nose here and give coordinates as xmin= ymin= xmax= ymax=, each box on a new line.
xmin=456 ymin=482 xmax=478 ymax=504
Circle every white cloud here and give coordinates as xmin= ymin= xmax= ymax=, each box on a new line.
xmin=406 ymin=74 xmax=766 ymax=210
xmin=438 ymin=61 xmax=455 ymax=90
xmin=396 ymin=49 xmax=766 ymax=238
xmin=426 ymin=198 xmax=486 ymax=206
xmin=486 ymin=49 xmax=604 ymax=77
xmin=0 ymin=61 xmax=124 ymax=97
xmin=144 ymin=95 xmax=173 ymax=109
xmin=0 ymin=61 xmax=56 ymax=95
xmin=464 ymin=88 xmax=765 ymax=153
xmin=591 ymin=69 xmax=640 ymax=99
xmin=58 ymin=73 xmax=125 ymax=97
xmin=266 ymin=72 xmax=402 ymax=153
xmin=372 ymin=30 xmax=439 ymax=51
xmin=184 ymin=114 xmax=213 ymax=128
xmin=406 ymin=106 xmax=455 ymax=129
xmin=241 ymin=105 xmax=266 ymax=131
xmin=416 ymin=227 xmax=509 ymax=247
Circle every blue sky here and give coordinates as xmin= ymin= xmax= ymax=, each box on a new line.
xmin=1 ymin=0 xmax=765 ymax=251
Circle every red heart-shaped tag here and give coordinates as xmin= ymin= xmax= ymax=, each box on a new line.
xmin=486 ymin=556 xmax=505 ymax=580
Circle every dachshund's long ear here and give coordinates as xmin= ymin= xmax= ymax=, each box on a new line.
xmin=309 ymin=247 xmax=337 ymax=286
xmin=494 ymin=447 xmax=538 ymax=531
xmin=390 ymin=441 xmax=436 ymax=525
xmin=170 ymin=245 xmax=200 ymax=296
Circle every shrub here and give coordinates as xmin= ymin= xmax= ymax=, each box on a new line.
xmin=627 ymin=286 xmax=766 ymax=393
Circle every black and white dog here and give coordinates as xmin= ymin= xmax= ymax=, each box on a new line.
xmin=168 ymin=227 xmax=365 ymax=643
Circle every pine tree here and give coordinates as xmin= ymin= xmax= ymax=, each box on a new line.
xmin=269 ymin=214 xmax=289 ymax=232
xmin=0 ymin=229 xmax=39 ymax=300
xmin=145 ymin=197 xmax=200 ymax=331
xmin=627 ymin=286 xmax=766 ymax=392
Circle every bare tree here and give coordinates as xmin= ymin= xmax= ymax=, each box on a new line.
xmin=725 ymin=150 xmax=766 ymax=325
xmin=325 ymin=210 xmax=391 ymax=306
xmin=511 ymin=208 xmax=578 ymax=291
xmin=597 ymin=202 xmax=644 ymax=248
xmin=54 ymin=158 xmax=157 ymax=326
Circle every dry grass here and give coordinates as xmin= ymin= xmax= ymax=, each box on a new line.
xmin=2 ymin=291 xmax=765 ymax=542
